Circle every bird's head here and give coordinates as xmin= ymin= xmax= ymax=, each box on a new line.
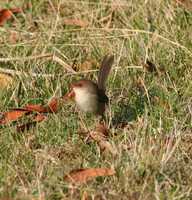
xmin=65 ymin=80 xmax=98 ymax=100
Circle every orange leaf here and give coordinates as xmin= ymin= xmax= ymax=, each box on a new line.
xmin=64 ymin=168 xmax=115 ymax=184
xmin=46 ymin=97 xmax=59 ymax=113
xmin=22 ymin=98 xmax=59 ymax=113
xmin=63 ymin=19 xmax=88 ymax=27
xmin=0 ymin=9 xmax=12 ymax=26
xmin=0 ymin=8 xmax=21 ymax=26
xmin=24 ymin=104 xmax=46 ymax=113
xmin=0 ymin=109 xmax=29 ymax=124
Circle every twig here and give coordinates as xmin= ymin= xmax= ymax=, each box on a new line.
xmin=138 ymin=77 xmax=151 ymax=108
xmin=64 ymin=65 xmax=143 ymax=76
xmin=51 ymin=55 xmax=76 ymax=73
xmin=0 ymin=50 xmax=142 ymax=78
xmin=0 ymin=53 xmax=76 ymax=76
xmin=0 ymin=53 xmax=52 ymax=62
xmin=0 ymin=67 xmax=54 ymax=78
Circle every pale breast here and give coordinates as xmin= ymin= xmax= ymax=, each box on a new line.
xmin=74 ymin=87 xmax=98 ymax=113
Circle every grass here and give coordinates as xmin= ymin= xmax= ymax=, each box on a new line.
xmin=0 ymin=0 xmax=192 ymax=199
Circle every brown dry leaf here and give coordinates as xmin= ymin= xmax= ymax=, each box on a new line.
xmin=98 ymin=140 xmax=117 ymax=156
xmin=175 ymin=0 xmax=192 ymax=10
xmin=46 ymin=97 xmax=59 ymax=113
xmin=0 ymin=9 xmax=12 ymax=26
xmin=0 ymin=96 xmax=62 ymax=126
xmin=0 ymin=73 xmax=14 ymax=89
xmin=24 ymin=104 xmax=46 ymax=113
xmin=0 ymin=109 xmax=29 ymax=125
xmin=90 ymin=123 xmax=109 ymax=142
xmin=90 ymin=123 xmax=117 ymax=156
xmin=24 ymin=97 xmax=60 ymax=113
xmin=64 ymin=168 xmax=115 ymax=184
xmin=63 ymin=18 xmax=88 ymax=27
xmin=0 ymin=8 xmax=22 ymax=26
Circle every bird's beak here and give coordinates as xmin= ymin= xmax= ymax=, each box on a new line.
xmin=66 ymin=90 xmax=75 ymax=99
xmin=62 ymin=85 xmax=75 ymax=100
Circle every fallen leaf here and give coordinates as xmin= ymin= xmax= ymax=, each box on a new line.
xmin=63 ymin=18 xmax=88 ymax=27
xmin=98 ymin=140 xmax=117 ymax=156
xmin=46 ymin=97 xmax=59 ymax=113
xmin=64 ymin=168 xmax=115 ymax=184
xmin=0 ymin=105 xmax=43 ymax=125
xmin=0 ymin=95 xmax=65 ymax=130
xmin=21 ymin=97 xmax=60 ymax=113
xmin=0 ymin=96 xmax=62 ymax=126
xmin=0 ymin=9 xmax=12 ymax=26
xmin=90 ymin=123 xmax=108 ymax=142
xmin=90 ymin=123 xmax=117 ymax=156
xmin=24 ymin=104 xmax=46 ymax=113
xmin=0 ymin=73 xmax=14 ymax=89
xmin=0 ymin=8 xmax=22 ymax=26
xmin=0 ymin=109 xmax=29 ymax=125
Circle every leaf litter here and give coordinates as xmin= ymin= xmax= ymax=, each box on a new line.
xmin=0 ymin=8 xmax=22 ymax=26
xmin=0 ymin=97 xmax=65 ymax=132
xmin=64 ymin=168 xmax=115 ymax=184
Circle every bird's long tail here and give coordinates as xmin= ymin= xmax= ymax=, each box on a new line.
xmin=97 ymin=55 xmax=114 ymax=91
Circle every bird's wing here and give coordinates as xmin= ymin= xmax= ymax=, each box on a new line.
xmin=98 ymin=55 xmax=114 ymax=91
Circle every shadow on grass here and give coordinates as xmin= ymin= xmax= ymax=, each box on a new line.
xmin=112 ymin=95 xmax=146 ymax=128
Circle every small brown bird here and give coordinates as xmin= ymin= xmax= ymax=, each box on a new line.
xmin=66 ymin=55 xmax=114 ymax=116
